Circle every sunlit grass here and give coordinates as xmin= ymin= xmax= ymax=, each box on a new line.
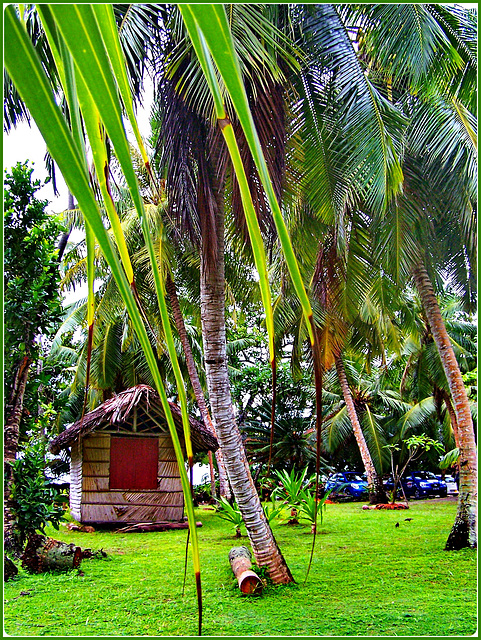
xmin=4 ymin=498 xmax=476 ymax=636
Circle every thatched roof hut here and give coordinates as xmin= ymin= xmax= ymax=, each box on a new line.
xmin=50 ymin=385 xmax=218 ymax=455
xmin=49 ymin=385 xmax=218 ymax=525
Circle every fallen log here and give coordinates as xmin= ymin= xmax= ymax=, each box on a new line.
xmin=21 ymin=534 xmax=82 ymax=573
xmin=228 ymin=546 xmax=263 ymax=595
xmin=115 ymin=521 xmax=203 ymax=534
xmin=66 ymin=523 xmax=96 ymax=533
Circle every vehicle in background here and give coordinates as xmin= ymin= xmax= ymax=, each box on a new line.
xmin=401 ymin=471 xmax=447 ymax=499
xmin=325 ymin=472 xmax=369 ymax=499
xmin=382 ymin=474 xmax=396 ymax=494
xmin=436 ymin=474 xmax=458 ymax=495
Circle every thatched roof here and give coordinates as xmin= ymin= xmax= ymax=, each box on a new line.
xmin=49 ymin=385 xmax=218 ymax=455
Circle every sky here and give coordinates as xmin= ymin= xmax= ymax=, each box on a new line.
xmin=3 ymin=79 xmax=154 ymax=215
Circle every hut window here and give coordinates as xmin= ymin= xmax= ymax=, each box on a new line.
xmin=109 ymin=436 xmax=158 ymax=490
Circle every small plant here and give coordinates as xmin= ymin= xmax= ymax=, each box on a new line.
xmin=262 ymin=496 xmax=284 ymax=524
xmin=10 ymin=439 xmax=67 ymax=550
xmin=272 ymin=467 xmax=311 ymax=506
xmin=297 ymin=488 xmax=334 ymax=533
xmin=272 ymin=467 xmax=312 ymax=523
xmin=384 ymin=435 xmax=445 ymax=504
xmin=216 ymin=498 xmax=244 ymax=537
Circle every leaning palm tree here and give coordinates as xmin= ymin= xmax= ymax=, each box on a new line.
xmin=348 ymin=3 xmax=477 ymax=548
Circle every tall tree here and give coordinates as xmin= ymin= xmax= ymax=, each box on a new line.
xmin=4 ymin=162 xmax=63 ymax=553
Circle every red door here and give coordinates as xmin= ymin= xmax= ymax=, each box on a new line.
xmin=109 ymin=436 xmax=159 ymax=490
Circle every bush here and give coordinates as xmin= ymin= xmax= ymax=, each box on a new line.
xmin=10 ymin=440 xmax=67 ymax=549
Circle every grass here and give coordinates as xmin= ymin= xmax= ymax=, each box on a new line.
xmin=4 ymin=498 xmax=477 ymax=636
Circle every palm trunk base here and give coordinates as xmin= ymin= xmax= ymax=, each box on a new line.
xmin=445 ymin=504 xmax=477 ymax=550
xmin=369 ymin=478 xmax=389 ymax=505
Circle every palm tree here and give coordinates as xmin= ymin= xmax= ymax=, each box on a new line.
xmin=350 ymin=4 xmax=477 ymax=548
xmin=7 ymin=2 xmax=475 ymax=565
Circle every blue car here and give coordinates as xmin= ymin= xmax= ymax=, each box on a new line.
xmin=401 ymin=471 xmax=447 ymax=499
xmin=325 ymin=472 xmax=369 ymax=499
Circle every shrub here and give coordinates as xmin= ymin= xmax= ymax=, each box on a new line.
xmin=10 ymin=439 xmax=67 ymax=549
xmin=215 ymin=498 xmax=244 ymax=537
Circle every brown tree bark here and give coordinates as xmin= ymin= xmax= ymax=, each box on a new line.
xmin=4 ymin=354 xmax=32 ymax=556
xmin=165 ymin=272 xmax=230 ymax=500
xmin=200 ymin=204 xmax=294 ymax=584
xmin=228 ymin=546 xmax=263 ymax=595
xmin=412 ymin=262 xmax=476 ymax=550
xmin=335 ymin=356 xmax=387 ymax=504
xmin=4 ymin=555 xmax=18 ymax=581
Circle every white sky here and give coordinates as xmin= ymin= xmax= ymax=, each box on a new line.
xmin=3 ymin=79 xmax=154 ymax=215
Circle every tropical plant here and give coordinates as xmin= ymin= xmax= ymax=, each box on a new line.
xmin=357 ymin=4 xmax=477 ymax=549
xmin=272 ymin=467 xmax=313 ymax=510
xmin=297 ymin=488 xmax=334 ymax=534
xmin=10 ymin=437 xmax=67 ymax=554
xmin=4 ymin=161 xmax=64 ymax=554
xmin=384 ymin=435 xmax=445 ymax=504
xmin=262 ymin=497 xmax=284 ymax=525
xmin=216 ymin=498 xmax=244 ymax=538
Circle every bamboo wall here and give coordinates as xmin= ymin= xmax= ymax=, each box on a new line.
xmin=73 ymin=432 xmax=184 ymax=525
xmin=70 ymin=440 xmax=83 ymax=522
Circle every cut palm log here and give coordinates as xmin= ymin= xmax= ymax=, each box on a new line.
xmin=21 ymin=534 xmax=82 ymax=573
xmin=228 ymin=546 xmax=263 ymax=595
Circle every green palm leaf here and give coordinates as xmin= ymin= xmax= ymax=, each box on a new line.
xmin=5 ymin=7 xmax=202 ymax=632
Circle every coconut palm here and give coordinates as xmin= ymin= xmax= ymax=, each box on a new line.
xmin=345 ymin=3 xmax=477 ymax=548
xmin=6 ymin=3 xmax=475 ymax=569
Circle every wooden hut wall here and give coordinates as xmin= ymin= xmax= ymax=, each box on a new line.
xmin=79 ymin=432 xmax=184 ymax=524
xmin=69 ymin=440 xmax=83 ymax=522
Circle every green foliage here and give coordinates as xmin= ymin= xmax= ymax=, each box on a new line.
xmin=404 ymin=434 xmax=445 ymax=455
xmin=439 ymin=448 xmax=460 ymax=470
xmin=297 ymin=487 xmax=334 ymax=531
xmin=215 ymin=498 xmax=244 ymax=536
xmin=10 ymin=436 xmax=67 ymax=548
xmin=261 ymin=497 xmax=284 ymax=524
xmin=384 ymin=435 xmax=445 ymax=503
xmin=4 ymin=162 xmax=64 ymax=424
xmin=234 ymin=361 xmax=321 ymax=474
xmin=272 ymin=467 xmax=312 ymax=508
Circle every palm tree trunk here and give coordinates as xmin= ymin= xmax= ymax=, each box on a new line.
xmin=4 ymin=353 xmax=31 ymax=555
xmin=200 ymin=205 xmax=294 ymax=584
xmin=335 ymin=356 xmax=387 ymax=504
xmin=57 ymin=192 xmax=75 ymax=261
xmin=412 ymin=262 xmax=476 ymax=550
xmin=165 ymin=272 xmax=230 ymax=500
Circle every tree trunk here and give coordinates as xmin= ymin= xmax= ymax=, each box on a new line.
xmin=165 ymin=272 xmax=230 ymax=500
xmin=4 ymin=555 xmax=18 ymax=581
xmin=56 ymin=192 xmax=75 ymax=261
xmin=228 ymin=546 xmax=263 ymax=595
xmin=200 ymin=206 xmax=294 ymax=584
xmin=412 ymin=262 xmax=476 ymax=550
xmin=4 ymin=354 xmax=32 ymax=556
xmin=21 ymin=534 xmax=83 ymax=573
xmin=335 ymin=356 xmax=387 ymax=504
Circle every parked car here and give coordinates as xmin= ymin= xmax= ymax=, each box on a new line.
xmin=382 ymin=474 xmax=396 ymax=493
xmin=436 ymin=474 xmax=458 ymax=495
xmin=401 ymin=471 xmax=447 ymax=499
xmin=325 ymin=472 xmax=369 ymax=498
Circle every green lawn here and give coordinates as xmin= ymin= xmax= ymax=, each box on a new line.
xmin=4 ymin=498 xmax=477 ymax=636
